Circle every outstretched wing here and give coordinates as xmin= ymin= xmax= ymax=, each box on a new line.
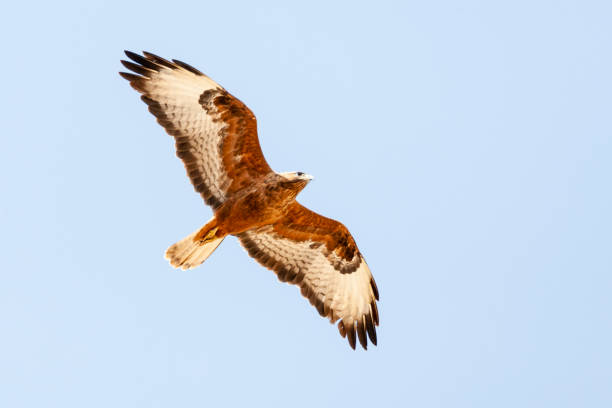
xmin=120 ymin=51 xmax=273 ymax=209
xmin=238 ymin=202 xmax=379 ymax=350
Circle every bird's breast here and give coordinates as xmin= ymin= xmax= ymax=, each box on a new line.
xmin=215 ymin=187 xmax=294 ymax=235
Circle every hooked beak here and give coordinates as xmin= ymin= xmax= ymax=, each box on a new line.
xmin=304 ymin=174 xmax=314 ymax=181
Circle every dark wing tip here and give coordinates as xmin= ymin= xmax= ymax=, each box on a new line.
xmin=124 ymin=50 xmax=140 ymax=61
xmin=120 ymin=59 xmax=152 ymax=77
xmin=366 ymin=313 xmax=377 ymax=345
xmin=118 ymin=71 xmax=139 ymax=81
xmin=371 ymin=277 xmax=379 ymax=301
xmin=357 ymin=319 xmax=368 ymax=350
xmin=338 ymin=320 xmax=347 ymax=338
xmin=118 ymin=71 xmax=147 ymax=92
xmin=142 ymin=50 xmax=161 ymax=60
xmin=371 ymin=300 xmax=379 ymax=326
xmin=339 ymin=316 xmax=377 ymax=350
xmin=142 ymin=51 xmax=177 ymax=69
xmin=346 ymin=322 xmax=357 ymax=350
xmin=124 ymin=50 xmax=160 ymax=71
xmin=172 ymin=58 xmax=204 ymax=75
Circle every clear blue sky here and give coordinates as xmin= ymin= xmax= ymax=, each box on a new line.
xmin=1 ymin=1 xmax=611 ymax=407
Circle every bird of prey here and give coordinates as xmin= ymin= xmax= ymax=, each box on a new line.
xmin=119 ymin=51 xmax=379 ymax=349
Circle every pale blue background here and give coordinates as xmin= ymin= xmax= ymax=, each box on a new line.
xmin=1 ymin=1 xmax=611 ymax=407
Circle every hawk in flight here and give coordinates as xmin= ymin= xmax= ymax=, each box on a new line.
xmin=120 ymin=51 xmax=379 ymax=349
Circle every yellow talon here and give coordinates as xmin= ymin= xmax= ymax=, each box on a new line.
xmin=200 ymin=226 xmax=219 ymax=243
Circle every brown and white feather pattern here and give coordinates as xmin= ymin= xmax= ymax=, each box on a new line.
xmin=120 ymin=51 xmax=380 ymax=350
xmin=120 ymin=51 xmax=272 ymax=209
xmin=239 ymin=225 xmax=379 ymax=350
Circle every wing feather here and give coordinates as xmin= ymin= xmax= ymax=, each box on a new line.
xmin=119 ymin=51 xmax=273 ymax=208
xmin=238 ymin=203 xmax=379 ymax=350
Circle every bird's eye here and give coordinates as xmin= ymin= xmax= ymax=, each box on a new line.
xmin=296 ymin=172 xmax=304 ymax=176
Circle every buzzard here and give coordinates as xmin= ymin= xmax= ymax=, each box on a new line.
xmin=119 ymin=51 xmax=379 ymax=349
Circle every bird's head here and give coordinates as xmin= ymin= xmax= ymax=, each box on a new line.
xmin=280 ymin=171 xmax=314 ymax=182
xmin=279 ymin=171 xmax=314 ymax=193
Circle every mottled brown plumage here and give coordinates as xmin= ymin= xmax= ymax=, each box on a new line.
xmin=120 ymin=51 xmax=379 ymax=350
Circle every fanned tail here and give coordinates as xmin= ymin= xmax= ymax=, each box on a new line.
xmin=164 ymin=219 xmax=225 ymax=270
